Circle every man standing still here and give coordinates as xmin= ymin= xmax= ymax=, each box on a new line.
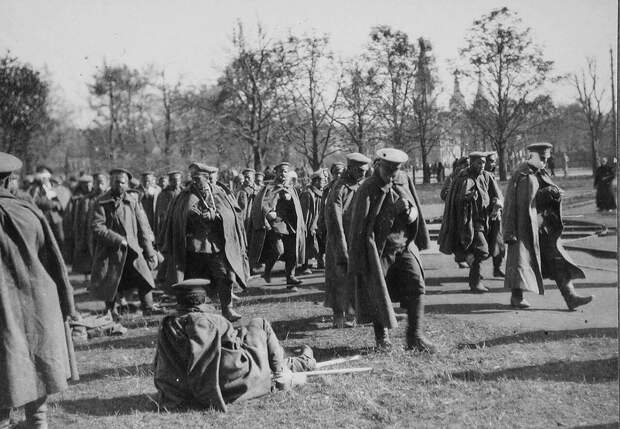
xmin=248 ymin=162 xmax=306 ymax=289
xmin=316 ymin=162 xmax=345 ymax=269
xmin=504 ymin=143 xmax=593 ymax=310
xmin=90 ymin=168 xmax=160 ymax=317
xmin=348 ymin=149 xmax=435 ymax=352
xmin=0 ymin=152 xmax=78 ymax=429
xmin=299 ymin=170 xmax=326 ymax=274
xmin=236 ymin=168 xmax=258 ymax=240
xmin=163 ymin=163 xmax=249 ymax=322
xmin=324 ymin=153 xmax=370 ymax=328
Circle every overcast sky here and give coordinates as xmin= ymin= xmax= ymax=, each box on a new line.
xmin=1 ymin=0 xmax=617 ymax=127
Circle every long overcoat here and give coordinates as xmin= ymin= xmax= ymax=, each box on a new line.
xmin=90 ymin=191 xmax=156 ymax=301
xmin=154 ymin=310 xmax=273 ymax=412
xmin=162 ymin=183 xmax=250 ymax=288
xmin=154 ymin=185 xmax=183 ymax=248
xmin=69 ymin=192 xmax=99 ymax=274
xmin=503 ymin=160 xmax=584 ymax=293
xmin=247 ymin=183 xmax=306 ymax=268
xmin=0 ymin=189 xmax=75 ymax=408
xmin=299 ymin=186 xmax=323 ymax=258
xmin=348 ymin=172 xmax=429 ymax=329
xmin=323 ymin=173 xmax=360 ymax=314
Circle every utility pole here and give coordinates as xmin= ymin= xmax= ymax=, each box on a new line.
xmin=610 ymin=48 xmax=617 ymax=150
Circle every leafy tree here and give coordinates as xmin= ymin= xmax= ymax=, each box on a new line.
xmin=0 ymin=54 xmax=51 ymax=170
xmin=459 ymin=7 xmax=555 ymax=180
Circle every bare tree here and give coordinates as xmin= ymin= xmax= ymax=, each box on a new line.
xmin=573 ymin=58 xmax=610 ymax=173
xmin=281 ymin=34 xmax=342 ymax=170
xmin=459 ymin=7 xmax=555 ymax=180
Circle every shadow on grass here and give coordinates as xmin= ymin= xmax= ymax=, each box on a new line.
xmin=76 ymin=363 xmax=153 ymax=383
xmin=457 ymin=327 xmax=618 ymax=349
xmin=425 ymin=279 xmax=616 ymax=292
xmin=305 ymin=345 xmax=373 ymax=361
xmin=573 ymin=423 xmax=620 ymax=429
xmin=451 ymin=356 xmax=618 ymax=383
xmin=271 ymin=315 xmax=330 ymax=337
xmin=59 ymin=394 xmax=158 ymax=416
xmin=240 ymin=291 xmax=325 ymax=306
xmin=425 ymin=302 xmax=545 ymax=315
xmin=75 ymin=333 xmax=158 ymax=351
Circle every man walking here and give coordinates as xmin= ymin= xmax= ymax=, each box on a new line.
xmin=348 ymin=148 xmax=435 ymax=352
xmin=299 ymin=170 xmax=326 ymax=274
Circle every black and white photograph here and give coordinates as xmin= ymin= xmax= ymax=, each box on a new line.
xmin=0 ymin=0 xmax=617 ymax=427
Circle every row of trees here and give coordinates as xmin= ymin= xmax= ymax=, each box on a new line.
xmin=0 ymin=7 xmax=616 ymax=180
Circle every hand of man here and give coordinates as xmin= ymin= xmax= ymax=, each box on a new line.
xmin=394 ymin=198 xmax=410 ymax=214
xmin=266 ymin=211 xmax=277 ymax=221
xmin=120 ymin=239 xmax=128 ymax=249
xmin=147 ymin=254 xmax=158 ymax=270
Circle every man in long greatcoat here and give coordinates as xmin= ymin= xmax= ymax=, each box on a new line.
xmin=67 ymin=175 xmax=100 ymax=275
xmin=438 ymin=152 xmax=502 ymax=293
xmin=154 ymin=279 xmax=315 ymax=412
xmin=0 ymin=152 xmax=78 ymax=429
xmin=86 ymin=173 xmax=109 ymax=257
xmin=316 ymin=162 xmax=345 ymax=268
xmin=30 ymin=165 xmax=67 ymax=254
xmin=484 ymin=152 xmax=506 ymax=277
xmin=236 ymin=168 xmax=258 ymax=242
xmin=248 ymin=162 xmax=306 ymax=289
xmin=162 ymin=163 xmax=249 ymax=322
xmin=299 ymin=170 xmax=326 ymax=274
xmin=323 ymin=153 xmax=370 ymax=328
xmin=504 ymin=142 xmax=593 ymax=310
xmin=348 ymin=148 xmax=434 ymax=352
xmin=90 ymin=168 xmax=160 ymax=317
xmin=63 ymin=175 xmax=93 ymax=266
xmin=139 ymin=171 xmax=161 ymax=231
xmin=594 ymin=157 xmax=616 ymax=211
xmin=153 ymin=170 xmax=184 ymax=283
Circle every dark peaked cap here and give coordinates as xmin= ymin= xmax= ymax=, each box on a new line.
xmin=346 ymin=153 xmax=371 ymax=164
xmin=109 ymin=168 xmax=133 ymax=180
xmin=170 ymin=278 xmax=210 ymax=296
xmin=189 ymin=162 xmax=218 ymax=174
xmin=527 ymin=142 xmax=553 ymax=152
xmin=0 ymin=152 xmax=23 ymax=174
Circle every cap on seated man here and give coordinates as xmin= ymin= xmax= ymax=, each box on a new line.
xmin=153 ymin=279 xmax=316 ymax=412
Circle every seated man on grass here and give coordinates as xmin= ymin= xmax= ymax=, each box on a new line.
xmin=153 ymin=279 xmax=316 ymax=412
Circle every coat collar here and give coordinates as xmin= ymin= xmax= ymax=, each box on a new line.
xmin=97 ymin=190 xmax=131 ymax=205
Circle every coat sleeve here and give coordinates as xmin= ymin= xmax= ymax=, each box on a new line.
xmin=134 ymin=200 xmax=156 ymax=258
xmin=237 ymin=190 xmax=248 ymax=212
xmin=502 ymin=175 xmax=519 ymax=242
xmin=91 ymin=201 xmax=126 ymax=248
xmin=299 ymin=191 xmax=312 ymax=227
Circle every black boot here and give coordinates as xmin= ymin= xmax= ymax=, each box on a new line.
xmin=493 ymin=255 xmax=505 ymax=277
xmin=373 ymin=323 xmax=392 ymax=351
xmin=217 ymin=280 xmax=241 ymax=322
xmin=510 ymin=289 xmax=531 ymax=309
xmin=406 ymin=295 xmax=437 ymax=353
xmin=557 ymin=279 xmax=593 ymax=311
xmin=468 ymin=261 xmax=488 ymax=293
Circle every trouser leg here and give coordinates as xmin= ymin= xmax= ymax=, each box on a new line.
xmin=283 ymin=234 xmax=297 ymax=278
xmin=25 ymin=396 xmax=48 ymax=429
xmin=217 ymin=278 xmax=241 ymax=321
xmin=0 ymin=408 xmax=10 ymax=429
xmin=373 ymin=322 xmax=391 ymax=350
xmin=406 ymin=295 xmax=437 ymax=353
xmin=468 ymin=259 xmax=488 ymax=292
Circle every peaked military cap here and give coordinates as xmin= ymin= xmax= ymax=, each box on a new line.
xmin=242 ymin=168 xmax=256 ymax=175
xmin=189 ymin=162 xmax=218 ymax=174
xmin=468 ymin=151 xmax=486 ymax=159
xmin=78 ymin=174 xmax=93 ymax=183
xmin=170 ymin=278 xmax=210 ymax=296
xmin=345 ymin=153 xmax=371 ymax=164
xmin=109 ymin=168 xmax=133 ymax=180
xmin=376 ymin=148 xmax=408 ymax=164
xmin=527 ymin=142 xmax=553 ymax=152
xmin=167 ymin=170 xmax=182 ymax=176
xmin=0 ymin=152 xmax=23 ymax=174
xmin=275 ymin=162 xmax=291 ymax=170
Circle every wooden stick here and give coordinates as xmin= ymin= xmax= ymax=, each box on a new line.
xmin=64 ymin=320 xmax=80 ymax=382
xmin=304 ymin=367 xmax=373 ymax=376
xmin=316 ymin=355 xmax=361 ymax=369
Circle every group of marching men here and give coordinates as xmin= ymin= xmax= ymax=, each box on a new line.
xmin=0 ymin=141 xmax=595 ymax=425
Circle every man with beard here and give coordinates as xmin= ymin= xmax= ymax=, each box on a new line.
xmin=163 ymin=163 xmax=249 ymax=322
xmin=348 ymin=149 xmax=434 ymax=352
xmin=324 ymin=153 xmax=371 ymax=328
xmin=504 ymin=143 xmax=593 ymax=310
xmin=30 ymin=165 xmax=67 ymax=253
xmin=299 ymin=170 xmax=326 ymax=274
xmin=153 ymin=279 xmax=316 ymax=412
xmin=316 ymin=162 xmax=345 ymax=269
xmin=439 ymin=152 xmax=502 ymax=293
xmin=0 ymin=152 xmax=78 ymax=429
xmin=90 ymin=168 xmax=160 ymax=318
xmin=248 ymin=162 xmax=305 ymax=289
xmin=139 ymin=171 xmax=161 ymax=231
xmin=594 ymin=157 xmax=616 ymax=211
xmin=154 ymin=171 xmax=184 ymax=248
xmin=484 ymin=152 xmax=506 ymax=277
xmin=236 ymin=168 xmax=258 ymax=238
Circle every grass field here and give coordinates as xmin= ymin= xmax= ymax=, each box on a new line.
xmin=9 ymin=173 xmax=617 ymax=429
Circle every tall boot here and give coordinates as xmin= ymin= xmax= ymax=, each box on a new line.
xmin=406 ymin=295 xmax=437 ymax=353
xmin=373 ymin=322 xmax=392 ymax=350
xmin=25 ymin=396 xmax=48 ymax=429
xmin=262 ymin=260 xmax=275 ymax=283
xmin=468 ymin=260 xmax=488 ymax=293
xmin=217 ymin=279 xmax=241 ymax=322
xmin=510 ymin=288 xmax=531 ymax=309
xmin=557 ymin=278 xmax=593 ymax=311
xmin=493 ymin=255 xmax=505 ymax=277
xmin=0 ymin=408 xmax=10 ymax=429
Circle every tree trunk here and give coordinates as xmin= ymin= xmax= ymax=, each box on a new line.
xmin=497 ymin=140 xmax=507 ymax=181
xmin=591 ymin=137 xmax=599 ymax=174
xmin=253 ymin=143 xmax=262 ymax=171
